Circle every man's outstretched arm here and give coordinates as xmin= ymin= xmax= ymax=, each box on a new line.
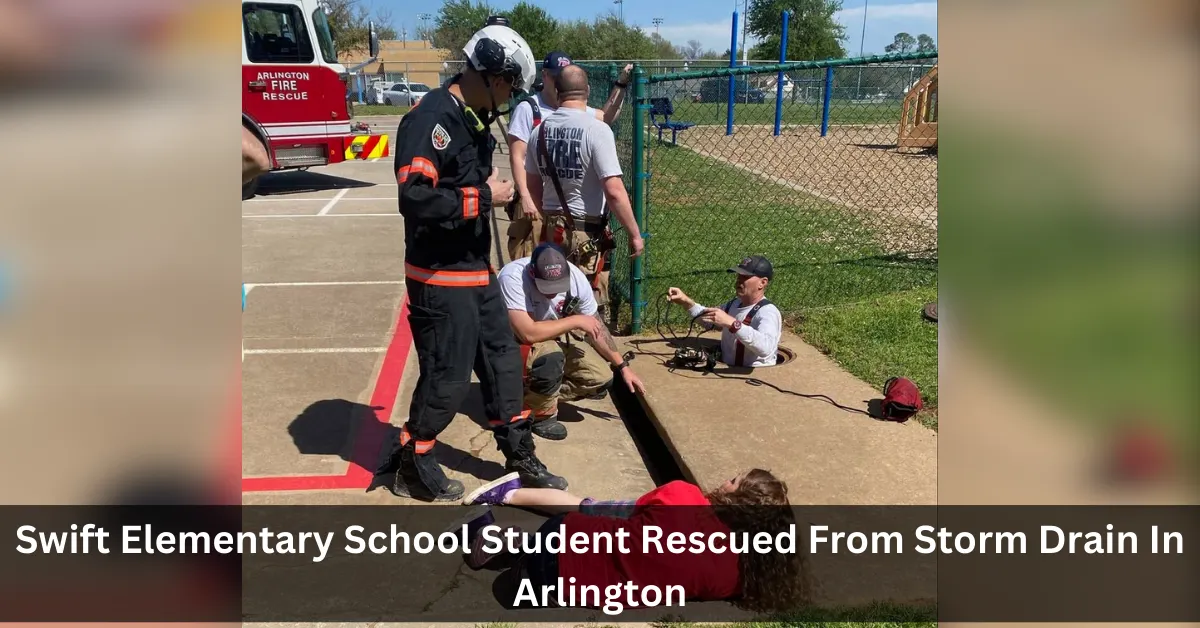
xmin=599 ymin=64 xmax=634 ymax=124
xmin=582 ymin=310 xmax=646 ymax=394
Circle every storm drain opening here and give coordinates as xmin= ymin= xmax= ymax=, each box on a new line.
xmin=610 ymin=382 xmax=687 ymax=487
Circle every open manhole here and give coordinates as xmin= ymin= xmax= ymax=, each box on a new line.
xmin=776 ymin=345 xmax=797 ymax=365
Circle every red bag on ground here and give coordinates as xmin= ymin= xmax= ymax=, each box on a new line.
xmin=882 ymin=377 xmax=922 ymax=422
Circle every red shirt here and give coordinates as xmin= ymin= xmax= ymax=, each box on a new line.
xmin=557 ymin=481 xmax=741 ymax=604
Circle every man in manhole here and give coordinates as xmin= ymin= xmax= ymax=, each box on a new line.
xmin=667 ymin=255 xmax=783 ymax=368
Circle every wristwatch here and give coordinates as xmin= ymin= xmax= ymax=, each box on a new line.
xmin=730 ymin=320 xmax=743 ymax=333
xmin=611 ymin=359 xmax=630 ymax=372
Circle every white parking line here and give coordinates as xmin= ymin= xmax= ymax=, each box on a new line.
xmin=245 ymin=280 xmax=405 ymax=291
xmin=245 ymin=198 xmax=329 ymax=202
xmin=317 ymin=189 xmax=348 ymax=216
xmin=242 ymin=347 xmax=389 ymax=355
xmin=242 ymin=213 xmax=399 ymax=218
xmin=245 ymin=197 xmax=395 ymax=202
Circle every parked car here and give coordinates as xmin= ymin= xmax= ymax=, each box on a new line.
xmin=382 ymin=82 xmax=431 ymax=106
xmin=697 ymin=78 xmax=766 ymax=104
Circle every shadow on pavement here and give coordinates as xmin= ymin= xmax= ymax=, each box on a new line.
xmin=256 ymin=170 xmax=377 ymax=195
xmin=289 ymin=398 xmax=510 ymax=488
xmin=287 ymin=398 xmax=398 ymax=474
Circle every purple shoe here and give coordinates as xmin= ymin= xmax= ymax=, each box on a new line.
xmin=462 ymin=471 xmax=521 ymax=506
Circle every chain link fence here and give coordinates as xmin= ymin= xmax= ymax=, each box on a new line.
xmin=348 ymin=60 xmax=467 ymax=105
xmin=353 ymin=53 xmax=937 ymax=333
xmin=575 ymin=63 xmax=640 ymax=328
xmin=575 ymin=52 xmax=938 ymax=333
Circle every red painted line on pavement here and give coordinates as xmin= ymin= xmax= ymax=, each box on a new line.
xmin=241 ymin=297 xmax=411 ymax=493
xmin=345 ymin=297 xmax=413 ymax=484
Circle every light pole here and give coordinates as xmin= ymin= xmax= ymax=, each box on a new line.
xmin=652 ymin=17 xmax=663 ymax=35
xmin=417 ymin=12 xmax=433 ymax=40
xmin=855 ymin=0 xmax=867 ymax=98
xmin=741 ymin=0 xmax=749 ymax=66
xmin=614 ymin=0 xmax=623 ymax=23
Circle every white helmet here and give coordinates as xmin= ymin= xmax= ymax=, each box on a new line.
xmin=462 ymin=19 xmax=536 ymax=93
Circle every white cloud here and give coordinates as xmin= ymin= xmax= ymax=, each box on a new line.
xmin=656 ymin=20 xmax=758 ymax=56
xmin=835 ymin=1 xmax=937 ymax=23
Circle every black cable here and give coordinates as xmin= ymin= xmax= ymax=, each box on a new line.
xmin=643 ymin=291 xmax=872 ymax=417
xmin=662 ymin=368 xmax=870 ymax=417
xmin=711 ymin=372 xmax=873 ymax=416
xmin=652 ymin=291 xmax=707 ymax=344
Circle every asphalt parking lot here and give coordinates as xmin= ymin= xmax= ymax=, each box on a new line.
xmin=240 ymin=119 xmax=656 ymax=506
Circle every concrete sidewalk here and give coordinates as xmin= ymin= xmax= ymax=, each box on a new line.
xmin=626 ymin=331 xmax=937 ymax=504
xmin=241 ymin=119 xmax=675 ymax=618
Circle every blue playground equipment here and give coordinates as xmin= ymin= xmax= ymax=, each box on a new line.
xmin=648 ymin=97 xmax=695 ymax=145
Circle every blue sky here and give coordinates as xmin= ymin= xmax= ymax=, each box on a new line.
xmin=367 ymin=0 xmax=936 ymax=58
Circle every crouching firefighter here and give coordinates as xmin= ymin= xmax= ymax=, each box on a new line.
xmin=498 ymin=243 xmax=647 ymax=441
xmin=374 ymin=18 xmax=568 ymax=502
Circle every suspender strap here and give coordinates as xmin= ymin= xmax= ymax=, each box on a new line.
xmin=537 ymin=124 xmax=569 ymax=214
xmin=731 ymin=298 xmax=772 ymax=367
xmin=530 ymin=97 xmax=542 ymax=126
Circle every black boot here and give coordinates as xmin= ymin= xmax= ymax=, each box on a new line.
xmin=391 ymin=446 xmax=466 ymax=503
xmin=506 ymin=455 xmax=568 ymax=491
xmin=531 ymin=414 xmax=568 ymax=440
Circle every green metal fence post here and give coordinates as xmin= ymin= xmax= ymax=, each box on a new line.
xmin=630 ymin=64 xmax=649 ymax=335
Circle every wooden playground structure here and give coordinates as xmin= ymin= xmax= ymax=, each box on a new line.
xmin=898 ymin=65 xmax=938 ymax=149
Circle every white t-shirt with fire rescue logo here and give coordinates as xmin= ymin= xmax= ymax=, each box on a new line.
xmin=499 ymin=258 xmax=597 ymax=322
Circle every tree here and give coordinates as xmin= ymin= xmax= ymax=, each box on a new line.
xmin=554 ymin=19 xmax=595 ymax=58
xmin=649 ymin=33 xmax=683 ymax=59
xmin=683 ymin=39 xmax=705 ymax=60
xmin=322 ymin=0 xmax=398 ymax=57
xmin=590 ymin=16 xmax=660 ymax=60
xmin=747 ymin=0 xmax=846 ymax=61
xmin=916 ymin=33 xmax=936 ymax=53
xmin=555 ymin=16 xmax=659 ymax=60
xmin=884 ymin=32 xmax=916 ymax=54
xmin=507 ymin=2 xmax=559 ymax=60
xmin=424 ymin=0 xmax=692 ymax=64
xmin=429 ymin=0 xmax=494 ymax=60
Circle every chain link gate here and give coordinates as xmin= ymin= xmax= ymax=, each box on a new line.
xmin=581 ymin=52 xmax=937 ymax=334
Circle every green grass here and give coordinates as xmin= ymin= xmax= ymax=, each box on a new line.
xmin=631 ymin=145 xmax=935 ymax=327
xmin=798 ymin=287 xmax=939 ymax=430
xmin=352 ymin=103 xmax=411 ymax=117
xmin=614 ymin=143 xmax=937 ymax=428
xmin=664 ymin=100 xmax=903 ymax=127
xmin=349 ymin=100 xmax=896 ymax=126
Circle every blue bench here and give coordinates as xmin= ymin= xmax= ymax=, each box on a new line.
xmin=648 ymin=97 xmax=695 ymax=145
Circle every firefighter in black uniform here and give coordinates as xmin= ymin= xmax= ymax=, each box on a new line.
xmin=375 ymin=19 xmax=568 ymax=502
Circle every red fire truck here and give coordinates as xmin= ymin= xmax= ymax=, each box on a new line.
xmin=241 ymin=0 xmax=389 ymax=198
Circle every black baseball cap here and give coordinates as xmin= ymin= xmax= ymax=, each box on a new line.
xmin=729 ymin=255 xmax=774 ymax=280
xmin=532 ymin=244 xmax=571 ymax=294
xmin=542 ymin=51 xmax=573 ymax=75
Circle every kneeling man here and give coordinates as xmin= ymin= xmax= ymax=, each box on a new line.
xmin=499 ymin=243 xmax=646 ymax=440
xmin=667 ymin=255 xmax=782 ymax=368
